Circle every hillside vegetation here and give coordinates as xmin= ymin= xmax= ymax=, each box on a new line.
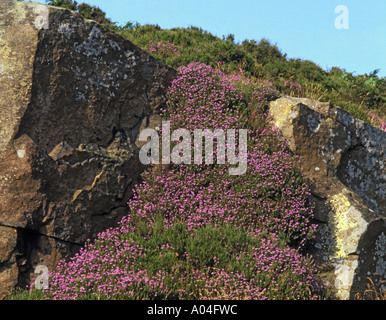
xmin=12 ymin=0 xmax=385 ymax=300
xmin=43 ymin=0 xmax=385 ymax=129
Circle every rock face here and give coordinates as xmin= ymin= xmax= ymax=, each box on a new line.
xmin=269 ymin=95 xmax=386 ymax=299
xmin=0 ymin=1 xmax=176 ymax=298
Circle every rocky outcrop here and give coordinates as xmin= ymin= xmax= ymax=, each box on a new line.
xmin=0 ymin=1 xmax=176 ymax=298
xmin=269 ymin=95 xmax=386 ymax=299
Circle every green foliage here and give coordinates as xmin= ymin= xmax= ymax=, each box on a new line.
xmin=7 ymin=287 xmax=46 ymax=300
xmin=241 ymin=38 xmax=286 ymax=66
xmin=46 ymin=0 xmax=119 ymax=30
xmin=77 ymin=3 xmax=106 ymax=24
xmin=46 ymin=0 xmax=77 ymax=11
xmin=129 ymin=219 xmax=262 ymax=277
xmin=23 ymin=1 xmax=386 ymax=125
xmin=114 ymin=21 xmax=385 ymax=125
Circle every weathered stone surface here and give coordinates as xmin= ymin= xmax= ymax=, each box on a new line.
xmin=0 ymin=1 xmax=176 ymax=298
xmin=0 ymin=226 xmax=18 ymax=296
xmin=269 ymin=95 xmax=386 ymax=299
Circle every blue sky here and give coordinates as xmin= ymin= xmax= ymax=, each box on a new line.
xmin=34 ymin=0 xmax=386 ymax=77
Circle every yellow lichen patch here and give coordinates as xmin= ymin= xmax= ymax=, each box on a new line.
xmin=0 ymin=3 xmax=39 ymax=151
xmin=270 ymin=100 xmax=293 ymax=129
xmin=72 ymin=168 xmax=105 ymax=202
xmin=11 ymin=1 xmax=28 ymax=24
xmin=0 ymin=37 xmax=14 ymax=59
xmin=72 ymin=189 xmax=83 ymax=203
xmin=0 ymin=2 xmax=30 ymax=73
xmin=323 ymin=117 xmax=335 ymax=131
xmin=327 ymin=192 xmax=368 ymax=259
xmin=0 ymin=38 xmax=16 ymax=73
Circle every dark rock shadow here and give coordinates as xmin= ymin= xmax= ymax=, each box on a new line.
xmin=350 ymin=218 xmax=386 ymax=299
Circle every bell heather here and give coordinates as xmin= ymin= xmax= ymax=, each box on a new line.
xmin=40 ymin=62 xmax=327 ymax=300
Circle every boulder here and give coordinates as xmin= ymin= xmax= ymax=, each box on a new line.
xmin=0 ymin=0 xmax=176 ymax=298
xmin=269 ymin=95 xmax=386 ymax=299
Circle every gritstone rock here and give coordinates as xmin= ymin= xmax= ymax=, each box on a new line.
xmin=269 ymin=95 xmax=386 ymax=299
xmin=0 ymin=0 xmax=176 ymax=298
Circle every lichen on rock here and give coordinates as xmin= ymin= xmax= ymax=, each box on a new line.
xmin=269 ymin=95 xmax=386 ymax=299
xmin=0 ymin=1 xmax=176 ymax=298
